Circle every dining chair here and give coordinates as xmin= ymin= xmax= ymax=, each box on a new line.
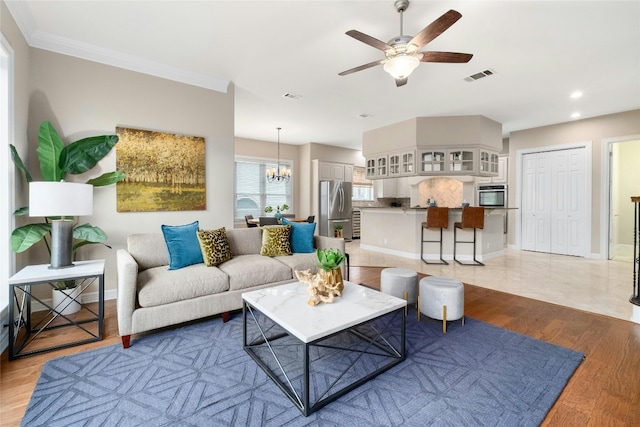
xmin=282 ymin=214 xmax=295 ymax=219
xmin=259 ymin=216 xmax=279 ymax=226
xmin=245 ymin=215 xmax=258 ymax=228
xmin=306 ymin=215 xmax=315 ymax=223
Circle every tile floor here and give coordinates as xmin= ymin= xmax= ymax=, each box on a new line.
xmin=345 ymin=240 xmax=637 ymax=322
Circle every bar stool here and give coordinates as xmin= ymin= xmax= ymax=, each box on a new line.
xmin=453 ymin=207 xmax=485 ymax=266
xmin=421 ymin=207 xmax=449 ymax=265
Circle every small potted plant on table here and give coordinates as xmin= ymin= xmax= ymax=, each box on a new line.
xmin=317 ymin=248 xmax=346 ymax=294
xmin=264 ymin=204 xmax=289 ymax=220
xmin=334 ymin=224 xmax=344 ymax=238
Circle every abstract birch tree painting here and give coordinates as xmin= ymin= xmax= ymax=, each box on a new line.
xmin=115 ymin=127 xmax=206 ymax=212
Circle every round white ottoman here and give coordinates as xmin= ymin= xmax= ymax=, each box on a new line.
xmin=418 ymin=276 xmax=464 ymax=333
xmin=380 ymin=268 xmax=418 ymax=305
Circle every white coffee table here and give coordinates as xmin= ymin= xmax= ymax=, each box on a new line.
xmin=242 ymin=280 xmax=406 ymax=416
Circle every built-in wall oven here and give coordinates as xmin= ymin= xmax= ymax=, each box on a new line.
xmin=478 ymin=184 xmax=508 ymax=234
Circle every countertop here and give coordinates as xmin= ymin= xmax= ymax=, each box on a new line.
xmin=359 ymin=206 xmax=518 ymax=210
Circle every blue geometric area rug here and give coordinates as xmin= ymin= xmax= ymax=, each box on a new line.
xmin=22 ymin=312 xmax=583 ymax=427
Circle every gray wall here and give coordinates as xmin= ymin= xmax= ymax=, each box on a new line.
xmin=22 ymin=47 xmax=235 ymax=293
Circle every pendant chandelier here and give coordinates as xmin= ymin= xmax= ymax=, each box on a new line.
xmin=266 ymin=127 xmax=291 ymax=183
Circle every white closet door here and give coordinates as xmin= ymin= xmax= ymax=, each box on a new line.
xmin=566 ymin=149 xmax=586 ymax=256
xmin=534 ymin=151 xmax=552 ymax=252
xmin=521 ymin=154 xmax=537 ymax=251
xmin=521 ymin=147 xmax=587 ymax=256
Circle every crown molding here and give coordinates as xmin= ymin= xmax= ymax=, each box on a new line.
xmin=4 ymin=1 xmax=229 ymax=93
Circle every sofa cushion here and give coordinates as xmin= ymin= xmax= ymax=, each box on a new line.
xmin=128 ymin=233 xmax=169 ymax=271
xmin=226 ymin=227 xmax=263 ymax=255
xmin=282 ymin=218 xmax=316 ymax=253
xmin=260 ymin=225 xmax=292 ymax=256
xmin=197 ymin=228 xmax=232 ymax=266
xmin=217 ymin=254 xmax=293 ymax=291
xmin=275 ymin=252 xmax=319 ymax=273
xmin=137 ymin=264 xmax=230 ymax=308
xmin=161 ymin=221 xmax=203 ymax=270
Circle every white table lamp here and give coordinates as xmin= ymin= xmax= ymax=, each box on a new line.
xmin=29 ymin=182 xmax=93 ymax=269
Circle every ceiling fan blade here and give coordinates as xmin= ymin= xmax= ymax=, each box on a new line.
xmin=395 ymin=77 xmax=408 ymax=87
xmin=409 ymin=9 xmax=462 ymax=51
xmin=339 ymin=59 xmax=384 ymax=76
xmin=420 ymin=51 xmax=473 ymax=63
xmin=346 ymin=30 xmax=393 ymax=51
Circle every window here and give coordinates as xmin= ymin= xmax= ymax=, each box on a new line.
xmin=352 ymin=166 xmax=373 ymax=201
xmin=235 ymin=157 xmax=293 ymax=222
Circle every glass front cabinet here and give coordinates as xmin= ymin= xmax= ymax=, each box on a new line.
xmin=368 ymin=146 xmax=499 ymax=177
xmin=419 ymin=149 xmax=446 ymax=173
xmin=366 ymin=158 xmax=376 ymax=179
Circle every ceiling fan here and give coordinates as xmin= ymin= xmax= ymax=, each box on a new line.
xmin=339 ymin=0 xmax=473 ymax=87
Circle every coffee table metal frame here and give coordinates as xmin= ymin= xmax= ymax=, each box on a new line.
xmin=242 ymin=281 xmax=406 ymax=416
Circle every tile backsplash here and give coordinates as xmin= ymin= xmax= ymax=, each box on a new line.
xmin=418 ymin=177 xmax=463 ymax=207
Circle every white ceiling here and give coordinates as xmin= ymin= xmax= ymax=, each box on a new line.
xmin=6 ymin=1 xmax=640 ymax=150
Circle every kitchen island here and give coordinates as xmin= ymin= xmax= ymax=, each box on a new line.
xmin=360 ymin=207 xmax=512 ymax=262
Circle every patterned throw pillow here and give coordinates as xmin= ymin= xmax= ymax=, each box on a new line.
xmin=260 ymin=225 xmax=292 ymax=256
xmin=196 ymin=228 xmax=232 ymax=267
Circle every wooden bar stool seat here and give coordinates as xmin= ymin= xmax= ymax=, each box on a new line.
xmin=453 ymin=207 xmax=485 ymax=266
xmin=421 ymin=207 xmax=449 ymax=265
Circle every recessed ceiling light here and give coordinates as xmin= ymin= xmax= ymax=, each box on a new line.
xmin=570 ymin=91 xmax=583 ymax=99
xmin=571 ymin=112 xmax=581 ymax=119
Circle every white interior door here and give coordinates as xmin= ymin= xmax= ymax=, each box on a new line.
xmin=521 ymin=154 xmax=537 ymax=251
xmin=521 ymin=147 xmax=587 ymax=256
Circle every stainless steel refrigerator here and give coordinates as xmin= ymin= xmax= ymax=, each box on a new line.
xmin=319 ymin=180 xmax=352 ymax=241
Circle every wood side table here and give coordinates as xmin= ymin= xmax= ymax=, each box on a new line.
xmin=8 ymin=260 xmax=105 ymax=360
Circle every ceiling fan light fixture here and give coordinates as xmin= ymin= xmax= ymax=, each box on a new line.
xmin=383 ymin=54 xmax=420 ymax=79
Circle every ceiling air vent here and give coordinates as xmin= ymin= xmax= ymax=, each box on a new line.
xmin=464 ymin=69 xmax=495 ymax=82
xmin=282 ymin=93 xmax=302 ymax=100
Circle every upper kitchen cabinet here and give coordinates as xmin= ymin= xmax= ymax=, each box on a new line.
xmin=419 ymin=149 xmax=446 ymax=173
xmin=376 ymin=154 xmax=388 ymax=177
xmin=416 ymin=146 xmax=499 ymax=176
xmin=366 ymin=158 xmax=376 ymax=179
xmin=477 ymin=155 xmax=509 ymax=183
xmin=388 ymin=150 xmax=416 ymax=177
xmin=362 ymin=115 xmax=503 ymax=179
xmin=315 ymin=160 xmax=353 ymax=182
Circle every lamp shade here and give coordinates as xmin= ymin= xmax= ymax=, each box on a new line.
xmin=383 ymin=55 xmax=420 ymax=79
xmin=29 ymin=182 xmax=93 ymax=217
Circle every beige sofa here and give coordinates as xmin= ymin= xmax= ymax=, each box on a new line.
xmin=116 ymin=227 xmax=345 ymax=348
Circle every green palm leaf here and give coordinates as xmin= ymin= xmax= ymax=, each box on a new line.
xmin=10 ymin=224 xmax=51 ymax=253
xmin=37 ymin=121 xmax=65 ymax=181
xmin=60 ymin=135 xmax=119 ymax=174
xmin=73 ymin=224 xmax=107 ymax=243
xmin=87 ymin=171 xmax=126 ymax=187
xmin=9 ymin=144 xmax=33 ymax=183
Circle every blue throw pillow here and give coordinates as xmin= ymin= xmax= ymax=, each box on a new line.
xmin=282 ymin=218 xmax=316 ymax=253
xmin=161 ymin=221 xmax=203 ymax=270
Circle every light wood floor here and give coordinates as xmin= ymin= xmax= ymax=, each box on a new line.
xmin=1 ymin=265 xmax=639 ymax=426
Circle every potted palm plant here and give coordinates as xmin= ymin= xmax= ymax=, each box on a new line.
xmin=10 ymin=121 xmax=125 ymax=312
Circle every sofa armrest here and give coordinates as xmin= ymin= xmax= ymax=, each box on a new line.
xmin=313 ymin=235 xmax=347 ymax=277
xmin=116 ymin=249 xmax=139 ymax=337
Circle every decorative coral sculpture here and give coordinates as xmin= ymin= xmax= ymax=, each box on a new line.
xmin=295 ymin=269 xmax=342 ymax=306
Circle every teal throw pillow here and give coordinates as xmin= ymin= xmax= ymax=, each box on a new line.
xmin=282 ymin=218 xmax=316 ymax=253
xmin=161 ymin=221 xmax=203 ymax=270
